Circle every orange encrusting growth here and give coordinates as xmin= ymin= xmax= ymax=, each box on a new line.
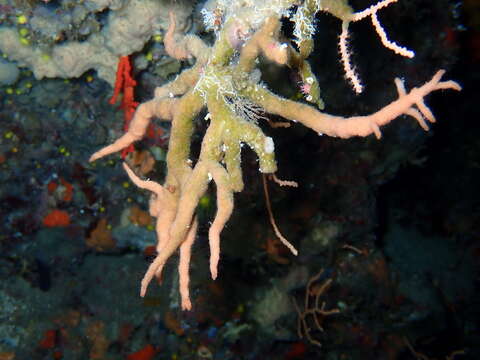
xmin=43 ymin=210 xmax=70 ymax=227
xmin=126 ymin=344 xmax=157 ymax=360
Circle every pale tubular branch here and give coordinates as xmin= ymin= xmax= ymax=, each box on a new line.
xmin=139 ymin=158 xmax=234 ymax=305
xmin=394 ymin=77 xmax=428 ymax=130
xmin=235 ymin=119 xmax=277 ymax=174
xmin=88 ymin=97 xmax=176 ymax=162
xmin=139 ymin=162 xmax=209 ymax=299
xmin=154 ymin=63 xmax=205 ymax=99
xmin=164 ymin=11 xmax=210 ymax=62
xmin=238 ymin=16 xmax=324 ymax=107
xmin=156 ymin=12 xmax=210 ymax=100
xmin=121 ymin=162 xmax=185 ymax=304
xmin=122 ymin=162 xmax=178 ymax=264
xmin=208 ymin=162 xmax=234 ymax=280
xmin=221 ymin=135 xmax=244 ymax=192
xmin=247 ymin=70 xmax=461 ymax=140
xmin=122 ymin=162 xmax=164 ymax=197
xmin=238 ymin=16 xmax=289 ymax=73
xmin=141 ymin=104 xmax=227 ymax=299
xmin=178 ymin=217 xmax=198 ymax=310
xmin=165 ymin=90 xmax=205 ymax=182
xmin=138 ymin=165 xmax=232 ymax=306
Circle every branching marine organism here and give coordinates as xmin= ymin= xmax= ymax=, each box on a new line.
xmin=89 ymin=0 xmax=461 ymax=310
